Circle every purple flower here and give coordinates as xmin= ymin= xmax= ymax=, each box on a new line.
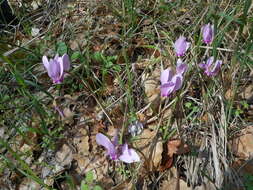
xmin=199 ymin=56 xmax=222 ymax=77
xmin=42 ymin=54 xmax=70 ymax=84
xmin=160 ymin=59 xmax=188 ymax=97
xmin=176 ymin=58 xmax=188 ymax=75
xmin=202 ymin=23 xmax=214 ymax=45
xmin=174 ymin=36 xmax=190 ymax=57
xmin=96 ymin=133 xmax=140 ymax=163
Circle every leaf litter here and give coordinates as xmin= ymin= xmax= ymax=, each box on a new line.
xmin=1 ymin=0 xmax=253 ymax=189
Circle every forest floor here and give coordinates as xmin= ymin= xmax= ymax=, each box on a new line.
xmin=0 ymin=0 xmax=253 ymax=189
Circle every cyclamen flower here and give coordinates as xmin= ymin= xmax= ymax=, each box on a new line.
xmin=202 ymin=23 xmax=214 ymax=45
xmin=42 ymin=54 xmax=70 ymax=84
xmin=199 ymin=56 xmax=222 ymax=77
xmin=160 ymin=59 xmax=188 ymax=97
xmin=174 ymin=36 xmax=190 ymax=57
xmin=96 ymin=133 xmax=140 ymax=163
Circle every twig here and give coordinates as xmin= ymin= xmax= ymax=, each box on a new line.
xmin=199 ymin=45 xmax=234 ymax=52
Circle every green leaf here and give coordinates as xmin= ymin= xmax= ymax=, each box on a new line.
xmin=93 ymin=52 xmax=103 ymax=62
xmin=71 ymin=51 xmax=81 ymax=61
xmin=94 ymin=185 xmax=103 ymax=190
xmin=185 ymin=102 xmax=192 ymax=109
xmin=113 ymin=65 xmax=121 ymax=72
xmin=85 ymin=171 xmax=94 ymax=184
xmin=56 ymin=42 xmax=68 ymax=55
xmin=81 ymin=180 xmax=89 ymax=190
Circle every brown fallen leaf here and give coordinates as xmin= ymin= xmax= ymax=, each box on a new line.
xmin=232 ymin=158 xmax=253 ymax=176
xmin=73 ymin=128 xmax=89 ymax=156
xmin=160 ymin=178 xmax=191 ymax=190
xmin=142 ymin=67 xmax=161 ymax=114
xmin=230 ymin=126 xmax=253 ymax=176
xmin=240 ymin=85 xmax=253 ymax=101
xmin=230 ymin=126 xmax=253 ymax=159
xmin=55 ymin=144 xmax=73 ymax=167
xmin=160 ymin=139 xmax=190 ymax=171
xmin=110 ymin=179 xmax=132 ymax=190
xmin=167 ymin=139 xmax=190 ymax=157
xmin=159 ymin=155 xmax=174 ymax=172
xmin=19 ymin=178 xmax=40 ymax=190
xmin=160 ymin=167 xmax=190 ymax=190
xmin=151 ymin=140 xmax=163 ymax=169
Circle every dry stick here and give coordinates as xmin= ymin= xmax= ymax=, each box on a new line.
xmin=199 ymin=45 xmax=234 ymax=53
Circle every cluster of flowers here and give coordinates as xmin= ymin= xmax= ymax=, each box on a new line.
xmin=41 ymin=23 xmax=223 ymax=164
xmin=161 ymin=23 xmax=222 ymax=97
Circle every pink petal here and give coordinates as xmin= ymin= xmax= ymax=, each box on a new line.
xmin=202 ymin=23 xmax=214 ymax=44
xmin=42 ymin=56 xmax=50 ymax=70
xmin=62 ymin=54 xmax=70 ymax=71
xmin=186 ymin=42 xmax=191 ymax=52
xmin=161 ymin=82 xmax=175 ymax=97
xmin=171 ymin=74 xmax=183 ymax=92
xmin=209 ymin=60 xmax=222 ymax=76
xmin=160 ymin=69 xmax=173 ymax=85
xmin=199 ymin=63 xmax=206 ymax=69
xmin=119 ymin=144 xmax=140 ymax=163
xmin=96 ymin=133 xmax=117 ymax=160
xmin=58 ymin=58 xmax=64 ymax=82
xmin=111 ymin=130 xmax=119 ymax=147
xmin=54 ymin=54 xmax=59 ymax=60
xmin=200 ymin=57 xmax=222 ymax=77
xmin=206 ymin=56 xmax=214 ymax=67
xmin=47 ymin=60 xmax=61 ymax=82
xmin=174 ymin=36 xmax=190 ymax=57
xmin=176 ymin=59 xmax=188 ymax=75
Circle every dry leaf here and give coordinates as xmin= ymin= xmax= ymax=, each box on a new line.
xmin=232 ymin=158 xmax=253 ymax=176
xmin=225 ymin=89 xmax=233 ymax=100
xmin=142 ymin=65 xmax=161 ymax=105
xmin=134 ymin=127 xmax=158 ymax=171
xmin=160 ymin=167 xmax=190 ymax=190
xmin=160 ymin=139 xmax=190 ymax=171
xmin=240 ymin=85 xmax=253 ymax=102
xmin=62 ymin=107 xmax=74 ymax=123
xmin=110 ymin=179 xmax=132 ymax=190
xmin=167 ymin=139 xmax=190 ymax=157
xmin=44 ymin=177 xmax=54 ymax=186
xmin=19 ymin=178 xmax=40 ymax=190
xmin=160 ymin=178 xmax=191 ymax=190
xmin=230 ymin=126 xmax=253 ymax=178
xmin=55 ymin=144 xmax=73 ymax=167
xmin=231 ymin=126 xmax=253 ymax=159
xmin=151 ymin=140 xmax=163 ymax=168
xmin=73 ymin=128 xmax=89 ymax=156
